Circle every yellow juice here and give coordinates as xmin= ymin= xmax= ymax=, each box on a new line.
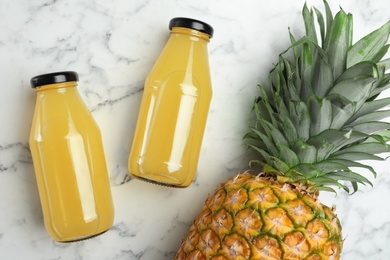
xmin=29 ymin=73 xmax=114 ymax=242
xmin=129 ymin=19 xmax=213 ymax=187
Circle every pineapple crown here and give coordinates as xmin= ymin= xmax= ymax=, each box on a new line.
xmin=246 ymin=0 xmax=390 ymax=194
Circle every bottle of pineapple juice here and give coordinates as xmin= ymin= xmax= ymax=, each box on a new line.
xmin=29 ymin=71 xmax=114 ymax=242
xmin=128 ymin=18 xmax=213 ymax=187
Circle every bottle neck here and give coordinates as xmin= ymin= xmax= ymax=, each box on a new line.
xmin=34 ymin=81 xmax=78 ymax=92
xmin=170 ymin=27 xmax=211 ymax=42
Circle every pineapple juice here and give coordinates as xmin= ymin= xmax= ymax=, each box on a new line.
xmin=29 ymin=79 xmax=114 ymax=242
xmin=129 ymin=24 xmax=213 ymax=187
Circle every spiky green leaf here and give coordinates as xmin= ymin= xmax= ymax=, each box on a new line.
xmin=313 ymin=6 xmax=326 ymax=44
xmin=327 ymin=158 xmax=377 ymax=177
xmin=334 ymin=142 xmax=390 ymax=155
xmin=276 ymin=143 xmax=300 ymax=167
xmin=328 ymin=75 xmax=376 ymax=106
xmin=347 ymin=97 xmax=390 ymax=124
xmin=275 ymin=113 xmax=298 ymax=145
xmin=324 ymin=8 xmax=351 ymax=80
xmin=303 ymin=3 xmax=318 ymax=43
xmin=307 ymin=129 xmax=367 ymax=160
xmin=347 ymin=20 xmax=390 ymax=67
xmin=289 ymin=101 xmax=311 ymax=140
xmin=308 ymin=96 xmax=332 ymax=136
xmin=336 ymin=61 xmax=377 ymax=84
xmin=329 ymin=97 xmax=355 ymax=130
xmin=293 ymin=139 xmax=317 ymax=164
xmin=349 ymin=110 xmax=390 ymax=126
xmin=330 ymin=151 xmax=385 ymax=161
xmin=249 ymin=127 xmax=279 ymax=156
xmin=325 ymin=171 xmax=372 ymax=186
xmin=345 ymin=121 xmax=390 ymax=135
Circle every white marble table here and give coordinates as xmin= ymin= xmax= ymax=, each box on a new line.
xmin=1 ymin=0 xmax=389 ymax=259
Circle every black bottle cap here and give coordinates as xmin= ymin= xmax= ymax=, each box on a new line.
xmin=30 ymin=71 xmax=79 ymax=88
xmin=169 ymin=17 xmax=214 ymax=37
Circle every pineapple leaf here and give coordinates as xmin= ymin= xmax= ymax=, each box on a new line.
xmin=307 ymin=129 xmax=367 ymax=161
xmin=351 ymin=181 xmax=359 ymax=194
xmin=247 ymin=144 xmax=272 ymax=166
xmin=284 ymin=60 xmax=301 ymax=101
xmin=333 ymin=142 xmax=390 ymax=155
xmin=260 ymin=91 xmax=279 ymax=128
xmin=329 ymin=96 xmax=356 ymax=130
xmin=308 ymin=96 xmax=332 ymax=136
xmin=372 ymin=44 xmax=390 ymax=63
xmin=303 ymin=3 xmax=318 ymax=44
xmin=314 ymin=161 xmax=350 ymax=173
xmin=315 ymin=185 xmax=337 ymax=194
xmin=325 ymin=171 xmax=372 ymax=186
xmin=290 ymin=160 xmax=372 ymax=189
xmin=328 ymin=75 xmax=376 ymax=107
xmin=379 ymin=57 xmax=390 ymax=69
xmin=368 ymin=133 xmax=390 ymax=146
xmin=346 ymin=121 xmax=390 ymax=135
xmin=347 ymin=20 xmax=390 ymax=68
xmin=323 ymin=8 xmax=351 ymax=80
xmin=313 ymin=6 xmax=325 ymax=44
xmin=273 ymin=61 xmax=287 ymax=98
xmin=275 ymin=113 xmax=298 ymax=146
xmin=248 ymin=160 xmax=264 ymax=169
xmin=327 ymin=158 xmax=377 ymax=177
xmin=276 ymin=143 xmax=300 ymax=167
xmin=293 ymin=139 xmax=317 ymax=164
xmin=243 ymin=131 xmax=256 ymax=140
xmin=290 ymin=101 xmax=311 ymax=140
xmin=335 ymin=61 xmax=378 ymax=84
xmin=348 ymin=96 xmax=390 ymax=123
xmin=323 ymin=0 xmax=333 ymax=46
xmin=300 ymin=43 xmax=315 ymax=102
xmin=328 ymin=75 xmax=378 ymax=129
xmin=309 ymin=176 xmax=350 ymax=192
xmin=274 ymin=95 xmax=299 ymax=144
xmin=263 ymin=164 xmax=283 ymax=175
xmin=269 ymin=156 xmax=291 ymax=173
xmin=330 ymin=151 xmax=385 ymax=161
xmin=274 ymin=93 xmax=289 ymax=118
xmin=290 ymin=161 xmax=350 ymax=180
xmin=260 ymin=119 xmax=289 ymax=146
xmin=254 ymin=95 xmax=273 ymax=123
xmin=348 ymin=110 xmax=390 ymax=126
xmin=287 ymin=36 xmax=328 ymax=61
xmin=248 ymin=144 xmax=292 ymax=174
xmin=249 ymin=127 xmax=279 ymax=156
xmin=311 ymin=53 xmax=333 ymax=97
xmin=254 ymin=98 xmax=271 ymax=123
xmin=289 ymin=164 xmax=324 ymax=180
xmin=369 ymin=73 xmax=390 ymax=99
xmin=289 ymin=29 xmax=300 ymax=65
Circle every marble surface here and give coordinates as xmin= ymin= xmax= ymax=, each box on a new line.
xmin=1 ymin=0 xmax=389 ymax=259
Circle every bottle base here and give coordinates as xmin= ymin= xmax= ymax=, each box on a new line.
xmin=55 ymin=229 xmax=110 ymax=243
xmin=130 ymin=174 xmax=190 ymax=188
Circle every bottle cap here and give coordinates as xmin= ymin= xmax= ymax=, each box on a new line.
xmin=30 ymin=71 xmax=79 ymax=88
xmin=169 ymin=17 xmax=214 ymax=37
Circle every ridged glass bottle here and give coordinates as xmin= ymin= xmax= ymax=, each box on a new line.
xmin=29 ymin=71 xmax=115 ymax=242
xmin=128 ymin=18 xmax=214 ymax=187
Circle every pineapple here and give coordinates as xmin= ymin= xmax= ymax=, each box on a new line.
xmin=176 ymin=1 xmax=390 ymax=259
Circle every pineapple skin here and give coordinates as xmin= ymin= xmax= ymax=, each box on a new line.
xmin=175 ymin=173 xmax=342 ymax=260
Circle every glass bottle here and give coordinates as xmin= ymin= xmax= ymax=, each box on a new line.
xmin=128 ymin=17 xmax=214 ymax=187
xmin=29 ymin=71 xmax=115 ymax=242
